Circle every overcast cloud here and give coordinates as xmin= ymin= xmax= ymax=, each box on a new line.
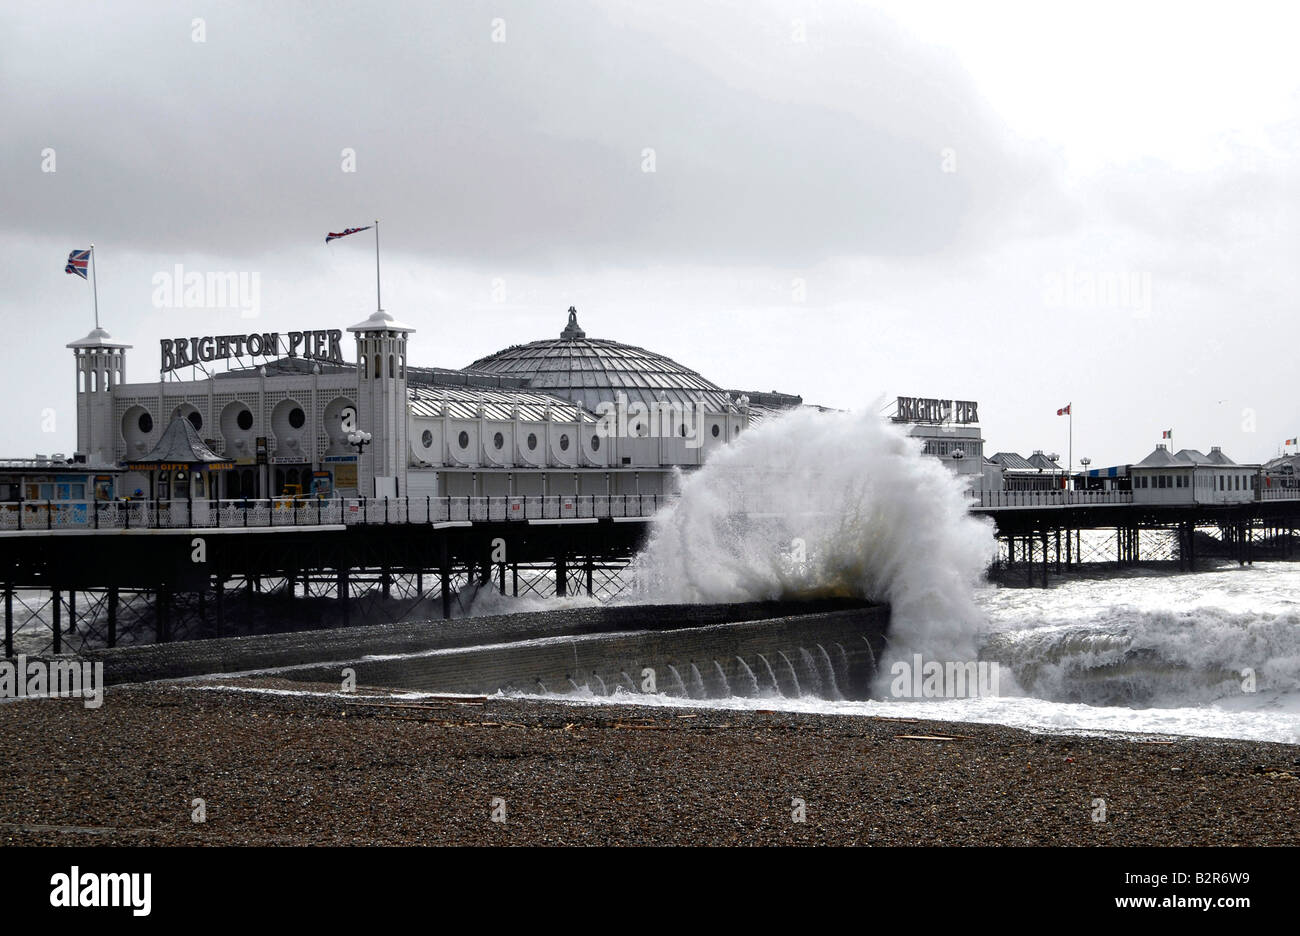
xmin=2 ymin=0 xmax=1298 ymax=468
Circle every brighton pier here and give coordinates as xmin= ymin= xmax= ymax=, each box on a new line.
xmin=4 ymin=306 xmax=1300 ymax=658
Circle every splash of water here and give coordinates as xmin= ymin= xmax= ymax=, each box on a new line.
xmin=777 ymin=651 xmax=802 ymax=697
xmin=816 ymin=644 xmax=844 ymax=701
xmin=688 ymin=663 xmax=708 ymax=699
xmin=631 ymin=405 xmax=996 ymax=671
xmin=735 ymin=656 xmax=761 ymax=696
xmin=711 ymin=660 xmax=732 ymax=696
xmin=755 ymin=653 xmax=782 ymax=697
xmin=665 ymin=664 xmax=689 ymax=697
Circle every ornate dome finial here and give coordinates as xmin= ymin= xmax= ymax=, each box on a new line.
xmin=560 ymin=306 xmax=586 ymax=340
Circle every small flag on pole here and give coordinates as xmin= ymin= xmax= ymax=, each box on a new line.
xmin=326 ymin=226 xmax=372 ymax=244
xmin=1162 ymin=429 xmax=1173 ymax=439
xmin=1286 ymin=438 xmax=1297 ymax=446
xmin=65 ymin=249 xmax=90 ymax=279
xmin=1056 ymin=404 xmax=1071 ymax=416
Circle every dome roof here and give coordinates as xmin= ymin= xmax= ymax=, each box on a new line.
xmin=465 ymin=307 xmax=733 ymax=411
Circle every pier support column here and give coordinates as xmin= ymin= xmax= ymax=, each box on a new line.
xmin=556 ymin=556 xmax=568 ymax=598
xmin=107 ymin=587 xmax=118 ymax=648
xmin=52 ymin=588 xmax=61 ymax=655
xmin=214 ymin=577 xmax=224 ymax=637
xmin=337 ymin=569 xmax=349 ymax=628
xmin=4 ymin=586 xmax=12 ymax=658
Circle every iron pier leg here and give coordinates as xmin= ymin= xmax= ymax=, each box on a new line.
xmin=68 ymin=590 xmax=76 ymax=634
xmin=338 ymin=569 xmax=349 ymax=628
xmin=52 ymin=589 xmax=61 ymax=655
xmin=4 ymin=586 xmax=12 ymax=659
xmin=215 ymin=577 xmax=224 ymax=637
xmin=107 ymin=587 xmax=117 ymax=648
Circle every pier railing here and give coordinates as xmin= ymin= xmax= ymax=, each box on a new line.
xmin=970 ymin=490 xmax=1134 ymax=509
xmin=0 ymin=494 xmax=673 ymax=531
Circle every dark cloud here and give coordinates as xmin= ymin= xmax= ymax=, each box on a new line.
xmin=0 ymin=0 xmax=1055 ymax=267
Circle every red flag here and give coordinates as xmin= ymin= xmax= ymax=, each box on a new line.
xmin=1056 ymin=404 xmax=1071 ymax=416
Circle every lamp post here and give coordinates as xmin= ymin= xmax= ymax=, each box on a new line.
xmin=347 ymin=429 xmax=372 ymax=502
xmin=347 ymin=429 xmax=372 ymax=457
xmin=1080 ymin=456 xmax=1091 ymax=494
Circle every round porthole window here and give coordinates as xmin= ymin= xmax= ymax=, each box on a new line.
xmin=591 ymin=434 xmax=600 ymax=451
xmin=527 ymin=433 xmax=538 ymax=451
xmin=138 ymin=412 xmax=153 ymax=434
xmin=559 ymin=434 xmax=570 ymax=451
xmin=236 ymin=409 xmax=253 ymax=431
xmin=289 ymin=407 xmax=306 ymax=429
xmin=711 ymin=424 xmax=720 ymax=438
xmin=458 ymin=430 xmax=470 ymax=449
xmin=186 ymin=411 xmax=203 ymax=431
xmin=421 ymin=429 xmax=433 ymax=448
xmin=494 ymin=432 xmax=504 ymax=450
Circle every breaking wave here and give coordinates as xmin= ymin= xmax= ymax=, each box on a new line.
xmin=630 ymin=405 xmax=997 ymax=665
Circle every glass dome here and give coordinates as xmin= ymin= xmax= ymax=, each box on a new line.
xmin=465 ymin=307 xmax=733 ymax=412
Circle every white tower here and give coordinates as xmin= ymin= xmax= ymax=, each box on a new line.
xmin=347 ymin=310 xmax=414 ymax=497
xmin=67 ymin=327 xmax=131 ymax=464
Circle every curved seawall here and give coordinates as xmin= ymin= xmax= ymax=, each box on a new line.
xmin=81 ymin=599 xmax=890 ymax=700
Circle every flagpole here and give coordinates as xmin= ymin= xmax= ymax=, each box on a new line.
xmin=89 ymin=243 xmax=100 ymax=329
xmin=1068 ymin=404 xmax=1073 ymax=483
xmin=374 ymin=219 xmax=382 ymax=313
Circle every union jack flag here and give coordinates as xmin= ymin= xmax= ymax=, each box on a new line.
xmin=65 ymin=249 xmax=90 ymax=279
xmin=325 ymin=226 xmax=371 ymax=244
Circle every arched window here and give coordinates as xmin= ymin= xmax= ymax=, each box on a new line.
xmin=361 ymin=356 xmax=368 ymax=379
xmin=389 ymin=354 xmax=395 ymax=380
xmin=374 ymin=354 xmax=382 ymax=379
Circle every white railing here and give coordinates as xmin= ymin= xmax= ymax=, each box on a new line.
xmin=971 ymin=490 xmax=1135 ymax=509
xmin=1260 ymin=488 xmax=1300 ymax=501
xmin=0 ymin=494 xmax=674 ymax=531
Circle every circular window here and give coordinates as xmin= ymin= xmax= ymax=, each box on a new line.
xmin=186 ymin=411 xmax=202 ymax=431
xmin=711 ymin=424 xmax=720 ymax=438
xmin=527 ymin=433 xmax=538 ymax=451
xmin=138 ymin=412 xmax=153 ymax=434
xmin=559 ymin=434 xmax=570 ymax=451
xmin=494 ymin=432 xmax=504 ymax=450
xmin=458 ymin=430 xmax=470 ymax=449
xmin=289 ymin=407 xmax=306 ymax=429
xmin=591 ymin=434 xmax=600 ymax=451
xmin=236 ymin=409 xmax=253 ymax=431
xmin=421 ymin=429 xmax=433 ymax=448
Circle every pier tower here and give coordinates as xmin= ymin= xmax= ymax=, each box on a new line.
xmin=347 ymin=310 xmax=413 ymax=496
xmin=67 ymin=326 xmax=130 ymax=464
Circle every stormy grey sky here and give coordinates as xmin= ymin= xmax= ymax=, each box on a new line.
xmin=2 ymin=0 xmax=1298 ymax=467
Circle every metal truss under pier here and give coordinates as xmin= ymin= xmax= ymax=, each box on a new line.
xmin=0 ymin=519 xmax=649 ymax=657
xmin=981 ymin=500 xmax=1300 ymax=587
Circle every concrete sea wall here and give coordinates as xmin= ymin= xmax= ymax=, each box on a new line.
xmin=80 ymin=598 xmax=890 ymax=700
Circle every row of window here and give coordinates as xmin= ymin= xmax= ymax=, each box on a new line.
xmin=1136 ymin=474 xmax=1255 ymax=491
xmin=427 ymin=424 xmax=731 ymax=453
xmin=133 ymin=407 xmax=305 ymax=435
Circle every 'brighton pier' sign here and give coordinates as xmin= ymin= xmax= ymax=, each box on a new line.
xmin=894 ymin=396 xmax=979 ymax=424
xmin=160 ymin=329 xmax=344 ymax=373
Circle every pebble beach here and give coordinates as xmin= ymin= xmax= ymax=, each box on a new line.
xmin=0 ymin=679 xmax=1295 ymax=847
